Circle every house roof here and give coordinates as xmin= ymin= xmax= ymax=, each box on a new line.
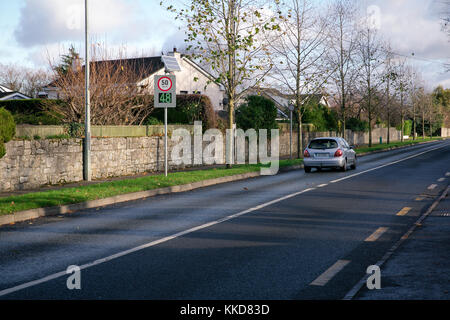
xmin=0 ymin=91 xmax=32 ymax=100
xmin=0 ymin=85 xmax=14 ymax=93
xmin=45 ymin=54 xmax=223 ymax=90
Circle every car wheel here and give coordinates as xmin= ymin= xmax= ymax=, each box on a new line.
xmin=304 ymin=166 xmax=312 ymax=173
xmin=341 ymin=160 xmax=347 ymax=172
xmin=350 ymin=157 xmax=357 ymax=170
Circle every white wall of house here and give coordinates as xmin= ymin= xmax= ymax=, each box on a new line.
xmin=138 ymin=52 xmax=225 ymax=111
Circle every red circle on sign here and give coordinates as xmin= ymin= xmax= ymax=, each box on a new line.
xmin=157 ymin=77 xmax=173 ymax=92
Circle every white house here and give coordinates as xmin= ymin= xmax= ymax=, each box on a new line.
xmin=43 ymin=50 xmax=226 ymax=111
xmin=0 ymin=85 xmax=32 ymax=101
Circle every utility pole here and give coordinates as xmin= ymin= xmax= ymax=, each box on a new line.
xmin=83 ymin=0 xmax=91 ymax=181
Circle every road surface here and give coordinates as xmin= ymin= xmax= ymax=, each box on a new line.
xmin=1 ymin=140 xmax=449 ymax=300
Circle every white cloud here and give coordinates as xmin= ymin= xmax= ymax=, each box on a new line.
xmin=14 ymin=0 xmax=151 ymax=47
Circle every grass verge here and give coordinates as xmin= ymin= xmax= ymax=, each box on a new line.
xmin=355 ymin=137 xmax=442 ymax=154
xmin=0 ymin=159 xmax=303 ymax=215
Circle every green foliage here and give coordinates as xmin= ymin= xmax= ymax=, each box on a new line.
xmin=46 ymin=134 xmax=71 ymax=140
xmin=65 ymin=122 xmax=85 ymax=138
xmin=346 ymin=118 xmax=369 ymax=132
xmin=143 ymin=117 xmax=163 ymax=125
xmin=396 ymin=120 xmax=412 ymax=135
xmin=54 ymin=45 xmax=81 ymax=75
xmin=148 ymin=94 xmax=216 ymax=130
xmin=236 ymin=95 xmax=278 ymax=132
xmin=0 ymin=99 xmax=65 ymax=125
xmin=301 ymin=102 xmax=338 ymax=131
xmin=432 ymin=86 xmax=450 ymax=110
xmin=33 ymin=135 xmax=41 ymax=140
xmin=0 ymin=107 xmax=16 ymax=159
xmin=0 ymin=108 xmax=16 ymax=143
xmin=0 ymin=142 xmax=5 ymax=159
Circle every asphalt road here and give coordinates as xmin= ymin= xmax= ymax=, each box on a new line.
xmin=1 ymin=140 xmax=449 ymax=300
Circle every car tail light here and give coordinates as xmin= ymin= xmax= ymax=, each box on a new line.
xmin=304 ymin=149 xmax=310 ymax=158
xmin=334 ymin=149 xmax=343 ymax=157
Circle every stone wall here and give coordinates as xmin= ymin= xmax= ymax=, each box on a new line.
xmin=0 ymin=126 xmax=404 ymax=192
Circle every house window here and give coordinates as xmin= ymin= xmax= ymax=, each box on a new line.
xmin=180 ymin=91 xmax=188 ymax=94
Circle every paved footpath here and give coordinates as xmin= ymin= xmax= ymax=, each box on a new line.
xmin=357 ymin=185 xmax=450 ymax=300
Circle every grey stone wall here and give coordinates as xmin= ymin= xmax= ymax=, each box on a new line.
xmin=0 ymin=126 xmax=404 ymax=192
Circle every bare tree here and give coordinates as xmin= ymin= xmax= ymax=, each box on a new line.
xmin=48 ymin=45 xmax=153 ymax=125
xmin=391 ymin=59 xmax=413 ymax=142
xmin=326 ymin=0 xmax=359 ymax=139
xmin=0 ymin=63 xmax=53 ymax=98
xmin=267 ymin=0 xmax=330 ymax=157
xmin=355 ymin=17 xmax=385 ymax=147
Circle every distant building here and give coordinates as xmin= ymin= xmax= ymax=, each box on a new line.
xmin=0 ymin=85 xmax=32 ymax=101
xmin=43 ymin=49 xmax=226 ymax=111
xmin=245 ymin=87 xmax=330 ymax=120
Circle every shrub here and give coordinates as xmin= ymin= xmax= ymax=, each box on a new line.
xmin=236 ymin=95 xmax=278 ymax=132
xmin=0 ymin=107 xmax=16 ymax=159
xmin=346 ymin=118 xmax=369 ymax=132
xmin=0 ymin=142 xmax=5 ymax=159
xmin=0 ymin=107 xmax=16 ymax=143
xmin=144 ymin=117 xmax=163 ymax=125
xmin=147 ymin=94 xmax=216 ymax=130
xmin=0 ymin=99 xmax=65 ymax=125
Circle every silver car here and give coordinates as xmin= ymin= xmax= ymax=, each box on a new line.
xmin=303 ymin=137 xmax=357 ymax=173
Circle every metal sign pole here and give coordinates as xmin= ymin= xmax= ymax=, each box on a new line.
xmin=290 ymin=109 xmax=293 ymax=160
xmin=165 ymin=107 xmax=168 ymax=177
xmin=83 ymin=0 xmax=91 ymax=181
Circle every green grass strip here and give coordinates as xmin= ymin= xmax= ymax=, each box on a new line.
xmin=0 ymin=159 xmax=303 ymax=215
xmin=355 ymin=138 xmax=442 ymax=154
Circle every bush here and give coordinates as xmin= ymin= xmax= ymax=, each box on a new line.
xmin=301 ymin=103 xmax=338 ymax=131
xmin=0 ymin=107 xmax=16 ymax=159
xmin=236 ymin=95 xmax=278 ymax=132
xmin=147 ymin=94 xmax=216 ymax=130
xmin=0 ymin=108 xmax=16 ymax=143
xmin=144 ymin=117 xmax=163 ymax=125
xmin=346 ymin=118 xmax=369 ymax=132
xmin=0 ymin=99 xmax=65 ymax=125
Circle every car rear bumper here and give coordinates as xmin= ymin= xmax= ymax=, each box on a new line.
xmin=303 ymin=157 xmax=345 ymax=168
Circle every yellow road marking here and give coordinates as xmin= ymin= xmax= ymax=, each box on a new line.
xmin=415 ymin=197 xmax=424 ymax=201
xmin=310 ymin=260 xmax=350 ymax=286
xmin=365 ymin=227 xmax=389 ymax=241
xmin=397 ymin=207 xmax=412 ymax=216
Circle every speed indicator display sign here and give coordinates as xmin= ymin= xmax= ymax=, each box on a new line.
xmin=154 ymin=75 xmax=176 ymax=108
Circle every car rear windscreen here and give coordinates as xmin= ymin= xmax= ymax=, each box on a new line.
xmin=309 ymin=139 xmax=338 ymax=149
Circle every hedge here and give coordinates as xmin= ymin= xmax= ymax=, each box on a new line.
xmin=0 ymin=99 xmax=65 ymax=125
xmin=0 ymin=95 xmax=217 ymax=128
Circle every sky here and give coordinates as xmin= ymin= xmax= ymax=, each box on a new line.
xmin=0 ymin=0 xmax=449 ymax=90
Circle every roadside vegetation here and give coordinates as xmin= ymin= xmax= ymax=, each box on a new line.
xmin=355 ymin=137 xmax=443 ymax=154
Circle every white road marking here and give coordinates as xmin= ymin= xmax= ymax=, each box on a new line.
xmin=428 ymin=184 xmax=437 ymax=190
xmin=329 ymin=144 xmax=447 ymax=184
xmin=446 ymin=172 xmax=450 ymax=177
xmin=397 ymin=207 xmax=412 ymax=216
xmin=317 ymin=184 xmax=328 ymax=188
xmin=438 ymin=178 xmax=446 ymax=182
xmin=310 ymin=260 xmax=351 ymax=286
xmin=0 ymin=142 xmax=448 ymax=297
xmin=365 ymin=227 xmax=389 ymax=241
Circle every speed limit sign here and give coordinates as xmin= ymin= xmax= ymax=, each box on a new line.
xmin=154 ymin=75 xmax=176 ymax=108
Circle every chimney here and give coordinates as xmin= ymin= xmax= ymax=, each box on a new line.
xmin=168 ymin=47 xmax=181 ymax=60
